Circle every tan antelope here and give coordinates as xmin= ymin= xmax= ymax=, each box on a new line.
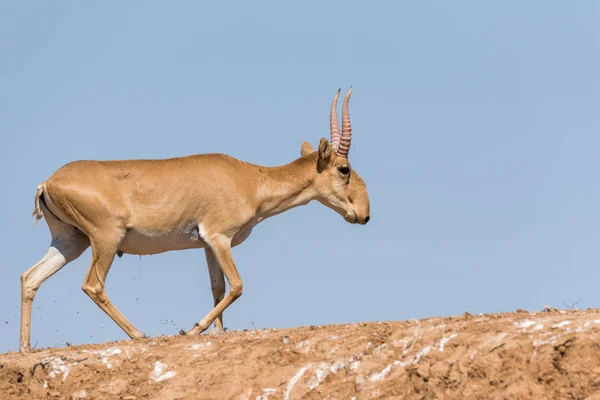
xmin=19 ymin=87 xmax=370 ymax=352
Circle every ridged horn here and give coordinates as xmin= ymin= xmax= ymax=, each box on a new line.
xmin=337 ymin=86 xmax=353 ymax=158
xmin=330 ymin=88 xmax=341 ymax=152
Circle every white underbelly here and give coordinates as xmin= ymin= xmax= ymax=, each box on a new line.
xmin=118 ymin=228 xmax=207 ymax=255
xmin=118 ymin=218 xmax=259 ymax=256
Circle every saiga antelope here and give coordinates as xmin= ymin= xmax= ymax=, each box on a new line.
xmin=19 ymin=87 xmax=370 ymax=353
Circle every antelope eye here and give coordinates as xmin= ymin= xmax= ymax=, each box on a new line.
xmin=338 ymin=166 xmax=350 ymax=175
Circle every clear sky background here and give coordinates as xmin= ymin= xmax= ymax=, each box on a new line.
xmin=1 ymin=1 xmax=599 ymax=352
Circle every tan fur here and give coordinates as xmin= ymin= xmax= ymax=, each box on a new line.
xmin=20 ymin=128 xmax=370 ymax=353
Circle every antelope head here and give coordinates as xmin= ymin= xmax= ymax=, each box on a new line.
xmin=301 ymin=87 xmax=371 ymax=225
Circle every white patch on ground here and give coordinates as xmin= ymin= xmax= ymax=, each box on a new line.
xmin=485 ymin=332 xmax=507 ymax=346
xmin=329 ymin=335 xmax=339 ymax=340
xmin=71 ymin=389 xmax=87 ymax=399
xmin=307 ymin=362 xmax=330 ymax=390
xmin=396 ymin=330 xmax=422 ymax=354
xmin=298 ymin=358 xmax=351 ymax=391
xmin=413 ymin=346 xmax=432 ymax=365
xmin=369 ymin=364 xmax=392 ymax=382
xmin=577 ymin=320 xmax=598 ymax=332
xmin=533 ymin=335 xmax=559 ymax=347
xmin=330 ymin=360 xmax=346 ymax=373
xmin=393 ymin=359 xmax=410 ymax=367
xmin=94 ymin=347 xmax=122 ymax=357
xmin=149 ymin=361 xmax=177 ymax=383
xmin=125 ymin=348 xmax=133 ymax=361
xmin=188 ymin=342 xmax=213 ymax=351
xmin=284 ymin=364 xmax=311 ymax=400
xmin=43 ymin=380 xmax=48 ymax=389
xmin=92 ymin=347 xmax=122 ymax=369
xmin=329 ymin=345 xmax=340 ymax=355
xmin=295 ymin=340 xmax=311 ymax=349
xmin=533 ymin=323 xmax=544 ymax=331
xmin=256 ymin=388 xmax=276 ymax=400
xmin=43 ymin=356 xmax=77 ymax=381
xmin=239 ymin=388 xmax=253 ymax=400
xmin=350 ymin=361 xmax=361 ymax=372
xmin=595 ymin=319 xmax=600 ymax=324
xmin=515 ymin=319 xmax=537 ymax=329
xmin=552 ymin=321 xmax=570 ymax=329
xmin=438 ymin=333 xmax=457 ymax=351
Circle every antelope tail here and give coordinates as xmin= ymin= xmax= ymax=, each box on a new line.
xmin=32 ymin=184 xmax=45 ymax=228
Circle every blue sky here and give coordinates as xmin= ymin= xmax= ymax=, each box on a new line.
xmin=1 ymin=1 xmax=600 ymax=352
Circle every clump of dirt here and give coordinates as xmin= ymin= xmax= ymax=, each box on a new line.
xmin=2 ymin=308 xmax=600 ymax=399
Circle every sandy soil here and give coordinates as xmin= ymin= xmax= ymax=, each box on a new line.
xmin=1 ymin=308 xmax=600 ymax=399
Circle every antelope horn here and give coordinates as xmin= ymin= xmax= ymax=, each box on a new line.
xmin=330 ymin=88 xmax=341 ymax=152
xmin=337 ymin=86 xmax=353 ymax=158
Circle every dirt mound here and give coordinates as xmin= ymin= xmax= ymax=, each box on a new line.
xmin=1 ymin=308 xmax=600 ymax=399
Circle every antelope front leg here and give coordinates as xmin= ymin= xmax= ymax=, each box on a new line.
xmin=188 ymin=235 xmax=242 ymax=335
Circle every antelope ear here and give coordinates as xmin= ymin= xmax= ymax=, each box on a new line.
xmin=317 ymin=137 xmax=332 ymax=172
xmin=300 ymin=141 xmax=316 ymax=157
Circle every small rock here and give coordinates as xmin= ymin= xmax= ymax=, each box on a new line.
xmin=49 ymin=392 xmax=60 ymax=398
xmin=123 ymin=396 xmax=137 ymax=400
xmin=281 ymin=336 xmax=290 ymax=344
xmin=71 ymin=390 xmax=87 ymax=399
xmin=207 ymin=327 xmax=223 ymax=336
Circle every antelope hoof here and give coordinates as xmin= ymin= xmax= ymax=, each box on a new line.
xmin=187 ymin=322 xmax=209 ymax=336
